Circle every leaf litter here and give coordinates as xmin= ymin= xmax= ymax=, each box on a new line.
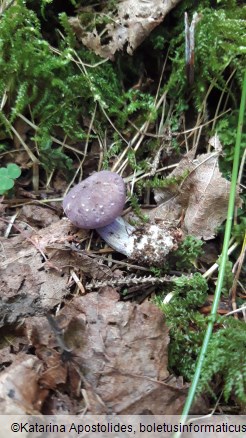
xmin=69 ymin=0 xmax=182 ymax=59
xmin=149 ymin=148 xmax=241 ymax=240
xmin=0 ymin=208 xmax=193 ymax=414
xmin=0 ymin=285 xmax=191 ymax=415
xmin=0 ymin=140 xmax=234 ymax=415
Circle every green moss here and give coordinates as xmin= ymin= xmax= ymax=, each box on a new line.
xmin=170 ymin=235 xmax=204 ymax=271
xmin=0 ymin=1 xmax=126 ymax=173
xmin=198 ymin=317 xmax=246 ymax=405
xmin=155 ymin=273 xmax=208 ymax=380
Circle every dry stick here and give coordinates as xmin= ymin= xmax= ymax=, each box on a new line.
xmin=191 ymin=69 xmax=231 ymax=152
xmin=191 ymin=82 xmax=216 ymax=152
xmin=237 ymin=148 xmax=246 ymax=190
xmin=97 ymin=130 xmax=107 ymax=171
xmin=0 ymin=148 xmax=22 ymax=158
xmin=46 ymin=134 xmax=68 ymax=190
xmin=53 ymin=46 xmax=129 ymax=178
xmin=9 ymin=122 xmax=40 ymax=193
xmin=124 ymin=60 xmax=168 ymax=190
xmin=225 ymin=305 xmax=246 ymax=318
xmin=234 ymin=146 xmax=246 ymax=225
xmin=50 ymin=40 xmax=109 ymax=69
xmin=64 ymin=103 xmax=98 ymax=196
xmin=119 ymin=93 xmax=169 ymax=176
xmin=180 ymin=108 xmax=231 ymax=137
xmin=70 ymin=270 xmax=85 ymax=295
xmin=127 ymin=107 xmax=231 ymax=156
xmin=112 ymin=119 xmax=149 ymax=172
xmin=193 ymin=59 xmax=233 ymax=151
xmin=3 ymin=212 xmax=18 ymax=238
xmin=129 ymin=108 xmax=231 ymax=139
xmin=114 ymin=83 xmax=229 ymax=178
xmin=0 ymin=0 xmax=15 ymax=16
xmin=202 ymin=241 xmax=238 ymax=279
xmin=182 ymin=114 xmax=190 ymax=153
xmin=230 ymin=233 xmax=246 ymax=317
xmin=69 ymin=49 xmax=129 ymax=149
xmin=0 ymin=217 xmax=48 ymax=265
xmin=211 ymin=68 xmax=236 ymax=132
xmin=4 ymin=198 xmax=64 ymax=208
xmin=134 ymin=163 xmax=177 ymax=183
xmin=8 ymin=122 xmax=38 ymax=163
xmin=100 ymin=105 xmax=128 ymax=146
xmin=17 ymin=113 xmax=85 ymax=156
xmin=229 ymin=147 xmax=246 ymax=313
xmin=112 ymin=90 xmax=168 ymax=174
xmin=154 ymin=48 xmax=169 ymax=106
xmin=0 ymin=88 xmax=7 ymax=110
xmin=128 ymin=119 xmax=174 ymax=138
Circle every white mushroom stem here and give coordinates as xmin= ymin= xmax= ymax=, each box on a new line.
xmin=96 ymin=217 xmax=181 ymax=266
xmin=96 ymin=217 xmax=135 ymax=257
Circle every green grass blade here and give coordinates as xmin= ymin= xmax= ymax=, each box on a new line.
xmin=173 ymin=69 xmax=246 ymax=437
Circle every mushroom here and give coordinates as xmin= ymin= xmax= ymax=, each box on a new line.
xmin=63 ymin=170 xmax=182 ymax=265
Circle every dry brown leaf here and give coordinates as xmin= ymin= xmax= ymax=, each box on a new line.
xmin=181 ymin=153 xmax=231 ymax=239
xmin=0 ymin=353 xmax=47 ymax=414
xmin=35 ymin=219 xmax=116 ymax=281
xmin=0 ymin=233 xmax=70 ymax=327
xmin=150 ymin=151 xmax=241 ymax=240
xmin=119 ymin=382 xmax=188 ymax=414
xmin=42 ymin=392 xmax=79 ymax=415
xmin=69 ymin=0 xmax=182 ymax=59
xmin=0 ymin=346 xmax=16 ymax=368
xmin=25 ymin=315 xmax=83 ymax=397
xmin=20 ymin=204 xmax=60 ymax=228
xmin=13 ymin=118 xmax=30 ymax=150
xmin=36 ymin=346 xmax=68 ymax=389
xmin=57 ymin=287 xmax=189 ymax=414
xmin=0 ymin=219 xmax=116 ymax=327
xmin=34 ymin=217 xmax=87 ymax=251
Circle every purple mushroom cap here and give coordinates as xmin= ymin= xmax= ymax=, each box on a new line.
xmin=63 ymin=170 xmax=126 ymax=229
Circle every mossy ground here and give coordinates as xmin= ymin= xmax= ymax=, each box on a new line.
xmin=0 ymin=0 xmax=245 ymax=412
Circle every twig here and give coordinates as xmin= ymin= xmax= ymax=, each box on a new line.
xmin=85 ymin=274 xmax=175 ymax=290
xmin=230 ymin=233 xmax=246 ymax=317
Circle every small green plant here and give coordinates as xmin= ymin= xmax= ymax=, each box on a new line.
xmin=0 ymin=1 xmax=128 ymax=174
xmin=170 ymin=235 xmax=204 ymax=270
xmin=155 ymin=273 xmax=208 ymax=380
xmin=0 ymin=163 xmax=21 ymax=195
xmin=143 ymin=171 xmax=189 ymax=190
xmin=128 ymin=193 xmax=149 ymax=223
xmin=198 ymin=317 xmax=246 ymax=405
xmin=216 ymin=256 xmax=234 ymax=296
xmin=162 ymin=2 xmax=246 ymax=105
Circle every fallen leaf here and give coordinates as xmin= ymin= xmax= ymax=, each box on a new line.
xmin=119 ymin=381 xmax=188 ymax=414
xmin=180 ymin=153 xmax=233 ymax=239
xmin=0 ymin=233 xmax=69 ymax=327
xmin=35 ymin=346 xmax=68 ymax=390
xmin=35 ymin=219 xmax=115 ymax=280
xmin=0 ymin=218 xmax=116 ymax=327
xmin=20 ymin=204 xmax=60 ymax=228
xmin=150 ymin=150 xmax=241 ymax=240
xmin=42 ymin=392 xmax=80 ymax=415
xmin=57 ymin=287 xmax=189 ymax=414
xmin=69 ymin=0 xmax=182 ymax=59
xmin=0 ymin=354 xmax=47 ymax=414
